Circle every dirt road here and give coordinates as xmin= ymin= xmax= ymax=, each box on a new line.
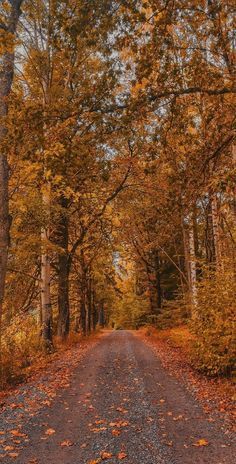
xmin=2 ymin=331 xmax=235 ymax=463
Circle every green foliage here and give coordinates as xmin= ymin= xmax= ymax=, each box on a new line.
xmin=191 ymin=265 xmax=236 ymax=376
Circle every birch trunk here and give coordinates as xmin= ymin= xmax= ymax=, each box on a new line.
xmin=189 ymin=218 xmax=197 ymax=307
xmin=182 ymin=223 xmax=191 ymax=287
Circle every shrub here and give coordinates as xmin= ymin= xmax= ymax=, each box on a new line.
xmin=0 ymin=315 xmax=41 ymax=387
xmin=190 ymin=265 xmax=236 ymax=376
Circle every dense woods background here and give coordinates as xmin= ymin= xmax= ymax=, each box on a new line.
xmin=0 ymin=0 xmax=235 ymax=386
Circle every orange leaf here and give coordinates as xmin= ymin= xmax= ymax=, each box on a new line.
xmin=60 ymin=440 xmax=73 ymax=447
xmin=112 ymin=429 xmax=121 ymax=436
xmin=45 ymin=428 xmax=56 ymax=436
xmin=10 ymin=430 xmax=27 ymax=437
xmin=101 ymin=451 xmax=113 ymax=460
xmin=117 ymin=452 xmax=127 ymax=459
xmin=193 ymin=439 xmax=209 ymax=447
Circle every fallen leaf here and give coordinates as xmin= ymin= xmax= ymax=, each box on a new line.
xmin=112 ymin=429 xmax=121 ymax=436
xmin=8 ymin=453 xmax=19 ymax=458
xmin=193 ymin=439 xmax=209 ymax=447
xmin=10 ymin=430 xmax=27 ymax=438
xmin=117 ymin=452 xmax=127 ymax=459
xmin=60 ymin=440 xmax=73 ymax=447
xmin=100 ymin=451 xmax=113 ymax=459
xmin=45 ymin=428 xmax=56 ymax=436
xmin=91 ymin=427 xmax=107 ymax=433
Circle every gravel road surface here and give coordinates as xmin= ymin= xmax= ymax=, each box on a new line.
xmin=2 ymin=330 xmax=235 ymax=464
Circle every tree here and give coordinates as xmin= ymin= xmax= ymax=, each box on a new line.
xmin=0 ymin=0 xmax=23 ymax=340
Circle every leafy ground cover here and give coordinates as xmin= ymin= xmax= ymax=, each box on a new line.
xmin=137 ymin=326 xmax=235 ymax=433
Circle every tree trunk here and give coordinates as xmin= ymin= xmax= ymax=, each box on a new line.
xmin=92 ymin=290 xmax=97 ymax=331
xmin=56 ymin=198 xmax=70 ymax=339
xmin=182 ymin=223 xmax=191 ymax=288
xmin=189 ymin=217 xmax=197 ymax=307
xmin=205 ymin=196 xmax=216 ymax=264
xmin=0 ymin=0 xmax=23 ymax=342
xmin=41 ymin=184 xmax=53 ymax=349
xmin=80 ymin=292 xmax=86 ymax=335
xmin=86 ymin=274 xmax=92 ymax=335
xmin=154 ymin=250 xmax=162 ymax=311
xmin=211 ymin=195 xmax=221 ymax=269
xmin=57 ymin=256 xmax=70 ymax=338
xmin=98 ymin=302 xmax=105 ymax=327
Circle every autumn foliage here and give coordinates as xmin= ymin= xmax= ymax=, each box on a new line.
xmin=0 ymin=0 xmax=235 ymax=384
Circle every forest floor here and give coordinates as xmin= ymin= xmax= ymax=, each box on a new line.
xmin=0 ymin=330 xmax=235 ymax=464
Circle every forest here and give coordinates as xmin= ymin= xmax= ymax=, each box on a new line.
xmin=0 ymin=0 xmax=235 ymax=390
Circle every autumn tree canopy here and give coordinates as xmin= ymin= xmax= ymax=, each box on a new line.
xmin=0 ymin=0 xmax=235 ymax=382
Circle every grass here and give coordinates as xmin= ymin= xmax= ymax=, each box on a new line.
xmin=142 ymin=324 xmax=194 ymax=354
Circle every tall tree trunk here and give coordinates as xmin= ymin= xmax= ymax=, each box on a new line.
xmin=86 ymin=273 xmax=92 ymax=335
xmin=41 ymin=183 xmax=53 ymax=349
xmin=0 ymin=0 xmax=23 ymax=345
xmin=211 ymin=195 xmax=221 ymax=269
xmin=189 ymin=217 xmax=197 ymax=307
xmin=205 ymin=195 xmax=216 ymax=264
xmin=98 ymin=301 xmax=105 ymax=327
xmin=92 ymin=289 xmax=97 ymax=331
xmin=182 ymin=222 xmax=191 ymax=288
xmin=154 ymin=250 xmax=162 ymax=311
xmin=80 ymin=282 xmax=86 ymax=335
xmin=79 ymin=261 xmax=87 ymax=335
xmin=56 ymin=198 xmax=70 ymax=339
xmin=57 ymin=257 xmax=70 ymax=338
